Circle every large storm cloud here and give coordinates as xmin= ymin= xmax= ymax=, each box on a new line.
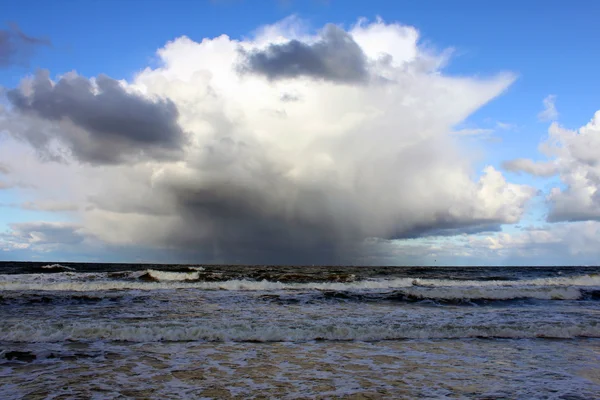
xmin=1 ymin=18 xmax=536 ymax=264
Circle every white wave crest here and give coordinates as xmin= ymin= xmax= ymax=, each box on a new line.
xmin=0 ymin=276 xmax=416 ymax=292
xmin=138 ymin=269 xmax=201 ymax=282
xmin=41 ymin=264 xmax=75 ymax=271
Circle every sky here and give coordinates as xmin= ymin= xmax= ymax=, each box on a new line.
xmin=0 ymin=0 xmax=599 ymax=265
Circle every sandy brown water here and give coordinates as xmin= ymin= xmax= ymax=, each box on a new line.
xmin=2 ymin=339 xmax=599 ymax=399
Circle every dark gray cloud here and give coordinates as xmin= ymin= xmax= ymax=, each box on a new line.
xmin=167 ymin=217 xmax=356 ymax=265
xmin=6 ymin=70 xmax=186 ymax=164
xmin=168 ymin=183 xmax=353 ymax=264
xmin=391 ymin=221 xmax=503 ymax=240
xmin=240 ymin=24 xmax=368 ymax=83
xmin=0 ymin=23 xmax=50 ymax=68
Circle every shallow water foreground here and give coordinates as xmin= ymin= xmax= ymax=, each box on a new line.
xmin=1 ymin=338 xmax=599 ymax=399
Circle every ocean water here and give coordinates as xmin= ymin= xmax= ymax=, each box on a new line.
xmin=0 ymin=263 xmax=599 ymax=399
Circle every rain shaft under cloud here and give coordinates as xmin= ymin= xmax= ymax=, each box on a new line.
xmin=0 ymin=18 xmax=536 ymax=263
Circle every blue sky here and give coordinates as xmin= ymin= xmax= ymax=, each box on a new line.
xmin=1 ymin=0 xmax=599 ymax=264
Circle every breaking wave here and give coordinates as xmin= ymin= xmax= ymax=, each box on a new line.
xmin=0 ymin=272 xmax=599 ymax=300
xmin=1 ymin=268 xmax=599 ymax=347
xmin=137 ymin=269 xmax=201 ymax=282
xmin=39 ymin=264 xmax=76 ymax=272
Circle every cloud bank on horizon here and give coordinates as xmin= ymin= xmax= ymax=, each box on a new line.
xmin=1 ymin=16 xmax=599 ymax=265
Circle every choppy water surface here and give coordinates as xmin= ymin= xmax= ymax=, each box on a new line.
xmin=1 ymin=263 xmax=599 ymax=399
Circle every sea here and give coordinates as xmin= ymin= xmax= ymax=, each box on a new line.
xmin=0 ymin=262 xmax=599 ymax=399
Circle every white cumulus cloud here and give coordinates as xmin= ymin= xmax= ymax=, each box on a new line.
xmin=504 ymin=110 xmax=600 ymax=223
